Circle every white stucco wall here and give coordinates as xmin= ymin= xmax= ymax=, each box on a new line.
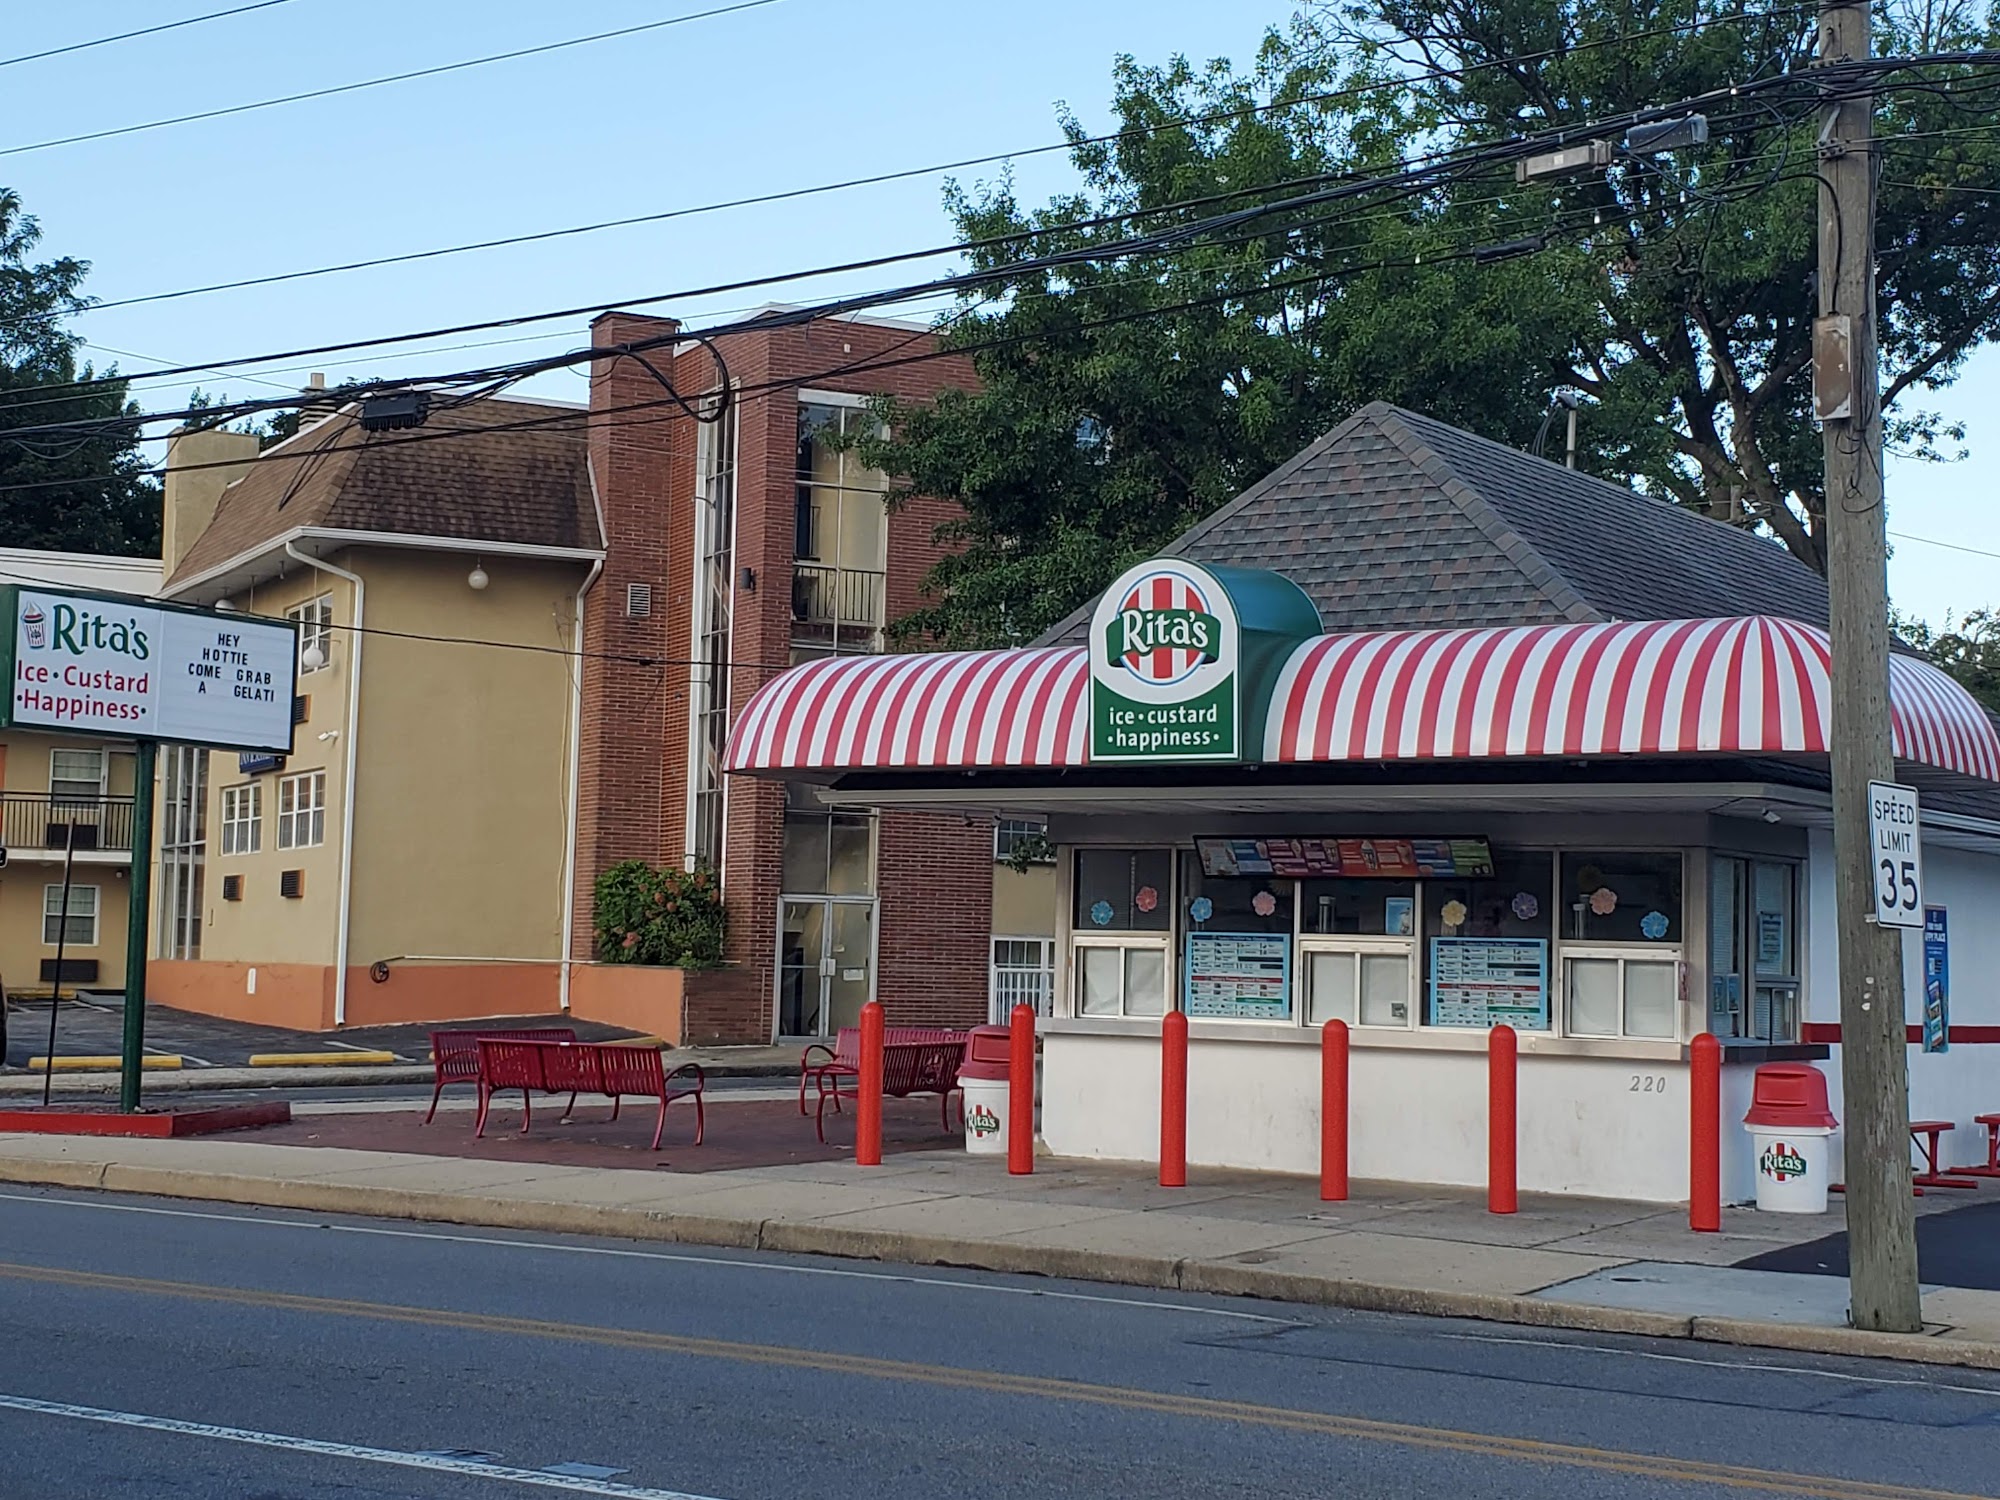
xmin=1042 ymin=1028 xmax=1768 ymax=1203
xmin=1807 ymin=830 xmax=2000 ymax=1175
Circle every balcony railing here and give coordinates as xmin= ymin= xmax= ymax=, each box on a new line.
xmin=0 ymin=794 xmax=136 ymax=857
xmin=791 ymin=563 xmax=885 ymax=630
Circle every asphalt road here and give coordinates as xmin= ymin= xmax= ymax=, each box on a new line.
xmin=0 ymin=1188 xmax=1996 ymax=1499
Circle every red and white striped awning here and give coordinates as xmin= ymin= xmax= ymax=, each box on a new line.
xmin=727 ymin=646 xmax=1088 ymax=773
xmin=725 ymin=615 xmax=2000 ymax=782
xmin=1265 ymin=616 xmax=2000 ymax=779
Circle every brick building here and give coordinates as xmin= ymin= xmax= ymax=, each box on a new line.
xmin=575 ymin=309 xmax=999 ymax=1043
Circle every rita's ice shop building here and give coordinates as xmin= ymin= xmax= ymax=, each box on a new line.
xmin=726 ymin=405 xmax=2000 ymax=1202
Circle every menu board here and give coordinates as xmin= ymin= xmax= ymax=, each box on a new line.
xmin=1428 ymin=937 xmax=1549 ymax=1030
xmin=1184 ymin=931 xmax=1292 ymax=1020
xmin=1196 ymin=835 xmax=1493 ymax=880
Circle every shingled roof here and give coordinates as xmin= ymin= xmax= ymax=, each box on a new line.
xmin=167 ymin=396 xmax=598 ymax=589
xmin=1179 ymin=402 xmax=1830 ymax=630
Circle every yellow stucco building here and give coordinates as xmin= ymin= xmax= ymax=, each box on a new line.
xmin=148 ymin=400 xmax=603 ymax=1030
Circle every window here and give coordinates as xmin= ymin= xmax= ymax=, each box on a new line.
xmin=792 ymin=398 xmax=887 ymax=653
xmin=780 ymin=780 xmax=873 ymax=895
xmin=1073 ymin=848 xmax=1172 ymax=932
xmin=220 ymin=783 xmax=261 ymax=855
xmin=991 ymin=937 xmax=1055 ymax=1021
xmin=43 ymin=884 xmax=98 ymax=946
xmin=687 ymin=394 xmax=737 ymax=871
xmin=1423 ymin=849 xmax=1555 ymax=1029
xmin=156 ymin=747 xmax=206 ymax=960
xmin=1302 ymin=879 xmax=1418 ymax=937
xmin=1709 ymin=855 xmax=1801 ymax=1042
xmin=994 ymin=818 xmax=1051 ymax=862
xmin=1559 ymin=852 xmax=1683 ymax=945
xmin=1305 ymin=947 xmax=1417 ymax=1029
xmin=1070 ymin=848 xmax=1172 ymax=1019
xmin=276 ymin=771 xmax=325 ymax=850
xmin=287 ymin=593 xmax=333 ymax=672
xmin=48 ymin=748 xmax=105 ymax=804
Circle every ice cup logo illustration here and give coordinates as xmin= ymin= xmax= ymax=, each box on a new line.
xmin=20 ymin=603 xmax=45 ymax=649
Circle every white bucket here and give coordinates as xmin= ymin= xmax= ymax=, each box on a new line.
xmin=961 ymin=1076 xmax=1008 ymax=1155
xmin=1746 ymin=1125 xmax=1834 ymax=1213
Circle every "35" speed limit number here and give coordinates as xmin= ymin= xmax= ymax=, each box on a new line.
xmin=1869 ymin=780 xmax=1924 ymax=929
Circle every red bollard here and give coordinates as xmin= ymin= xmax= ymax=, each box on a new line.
xmin=1008 ymin=1003 xmax=1036 ymax=1176
xmin=1488 ymin=1023 xmax=1517 ymax=1214
xmin=1321 ymin=1018 xmax=1349 ymax=1202
xmin=856 ymin=1000 xmax=884 ymax=1167
xmin=1690 ymin=1031 xmax=1721 ymax=1232
xmin=1160 ymin=1009 xmax=1188 ymax=1188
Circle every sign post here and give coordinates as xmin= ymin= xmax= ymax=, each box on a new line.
xmin=0 ymin=586 xmax=298 ymax=1113
xmin=1867 ymin=781 xmax=1924 ymax=929
xmin=119 ymin=742 xmax=157 ymax=1112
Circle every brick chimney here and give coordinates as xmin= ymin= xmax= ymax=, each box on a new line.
xmin=570 ymin=311 xmax=694 ymax=960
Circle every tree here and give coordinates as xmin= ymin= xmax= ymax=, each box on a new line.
xmin=868 ymin=3 xmax=2000 ymax=645
xmin=0 ymin=190 xmax=160 ymax=556
xmin=1895 ymin=608 xmax=2000 ymax=714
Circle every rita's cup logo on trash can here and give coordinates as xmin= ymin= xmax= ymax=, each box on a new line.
xmin=966 ymin=1105 xmax=1001 ymax=1140
xmin=1759 ymin=1141 xmax=1809 ymax=1182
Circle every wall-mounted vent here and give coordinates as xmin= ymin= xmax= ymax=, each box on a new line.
xmin=221 ymin=874 xmax=244 ymax=902
xmin=292 ymin=694 xmax=310 ymax=724
xmin=279 ymin=869 xmax=305 ymax=900
xmin=625 ymin=582 xmax=653 ymax=619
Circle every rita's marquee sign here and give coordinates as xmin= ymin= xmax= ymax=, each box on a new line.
xmin=0 ymin=586 xmax=298 ymax=755
xmin=1089 ymin=560 xmax=1243 ymax=763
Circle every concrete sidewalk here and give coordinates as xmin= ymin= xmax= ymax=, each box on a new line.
xmin=1 ymin=1129 xmax=1996 ymax=1370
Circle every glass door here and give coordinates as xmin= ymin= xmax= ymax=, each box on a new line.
xmin=777 ymin=896 xmax=875 ymax=1038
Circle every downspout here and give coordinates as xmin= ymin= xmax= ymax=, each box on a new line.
xmin=287 ymin=542 xmax=363 ymax=1026
xmin=559 ymin=557 xmax=604 ymax=1011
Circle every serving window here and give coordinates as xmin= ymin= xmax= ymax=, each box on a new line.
xmin=1071 ymin=848 xmax=1173 ymax=1018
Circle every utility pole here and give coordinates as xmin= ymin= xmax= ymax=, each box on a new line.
xmin=1816 ymin=0 xmax=1922 ymax=1332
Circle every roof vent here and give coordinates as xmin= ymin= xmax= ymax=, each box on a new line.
xmin=625 ymin=583 xmax=653 ymax=619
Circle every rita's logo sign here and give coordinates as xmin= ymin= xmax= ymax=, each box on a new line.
xmin=1759 ymin=1142 xmax=1809 ymax=1181
xmin=1089 ymin=560 xmax=1240 ymax=764
xmin=1106 ymin=574 xmax=1222 ymax=686
xmin=967 ymin=1105 xmax=1001 ymax=1139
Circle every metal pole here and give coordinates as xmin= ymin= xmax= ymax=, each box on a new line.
xmin=1565 ymin=405 xmax=1578 ymax=469
xmin=1488 ymin=1023 xmax=1517 ymax=1214
xmin=118 ymin=741 xmax=157 ymax=1114
xmin=1320 ymin=1018 xmax=1349 ymax=1202
xmin=1159 ymin=1009 xmax=1188 ymax=1188
xmin=1690 ymin=1032 xmax=1721 ymax=1233
xmin=39 ymin=833 xmax=78 ymax=1109
xmin=1007 ymin=1002 xmax=1035 ymax=1176
xmin=1816 ymin=0 xmax=1922 ymax=1332
xmin=855 ymin=999 xmax=883 ymax=1166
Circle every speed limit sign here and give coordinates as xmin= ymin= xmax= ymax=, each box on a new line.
xmin=1868 ymin=780 xmax=1924 ymax=928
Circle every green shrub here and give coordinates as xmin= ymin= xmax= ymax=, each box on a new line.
xmin=593 ymin=859 xmax=725 ymax=968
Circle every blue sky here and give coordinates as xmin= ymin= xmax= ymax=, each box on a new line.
xmin=3 ymin=0 xmax=1992 ymax=621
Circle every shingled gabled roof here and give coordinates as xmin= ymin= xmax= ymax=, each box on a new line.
xmin=166 ymin=396 xmax=599 ymax=590
xmin=1171 ymin=402 xmax=1830 ymax=631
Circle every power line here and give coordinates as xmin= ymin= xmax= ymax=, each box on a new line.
xmin=0 ymin=0 xmax=298 ymax=70
xmin=0 ymin=0 xmax=785 ymax=159
xmin=0 ymin=180 xmax=1746 ymax=500
xmin=0 ymin=3 xmax=1831 ymax=335
xmin=5 ymin=77 xmax=1829 ymax=416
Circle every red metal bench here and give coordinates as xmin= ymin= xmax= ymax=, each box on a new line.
xmin=474 ymin=1039 xmax=704 ymax=1150
xmin=1960 ymin=1113 xmax=2000 ymax=1179
xmin=1910 ymin=1120 xmax=1978 ymax=1189
xmin=811 ymin=1035 xmax=967 ymax=1144
xmin=426 ymin=1027 xmax=578 ymax=1123
xmin=799 ymin=1026 xmax=965 ymax=1117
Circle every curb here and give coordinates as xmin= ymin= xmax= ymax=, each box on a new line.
xmin=0 ymin=1154 xmax=1993 ymax=1371
xmin=245 ymin=1052 xmax=399 ymax=1068
xmin=28 ymin=1056 xmax=183 ymax=1071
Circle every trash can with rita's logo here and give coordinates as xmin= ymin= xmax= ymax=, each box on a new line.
xmin=958 ymin=1025 xmax=1011 ymax=1155
xmin=1743 ymin=1063 xmax=1838 ymax=1213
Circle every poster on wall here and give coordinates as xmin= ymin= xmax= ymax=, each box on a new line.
xmin=1429 ymin=937 xmax=1549 ymax=1030
xmin=1923 ymin=906 xmax=1950 ymax=1054
xmin=1195 ymin=835 xmax=1493 ymax=880
xmin=1184 ymin=931 xmax=1291 ymax=1020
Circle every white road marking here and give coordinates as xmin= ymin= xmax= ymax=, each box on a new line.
xmin=1442 ymin=1330 xmax=2000 ymax=1397
xmin=0 ymin=1189 xmax=1300 ymax=1325
xmin=0 ymin=1391 xmax=723 ymax=1498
